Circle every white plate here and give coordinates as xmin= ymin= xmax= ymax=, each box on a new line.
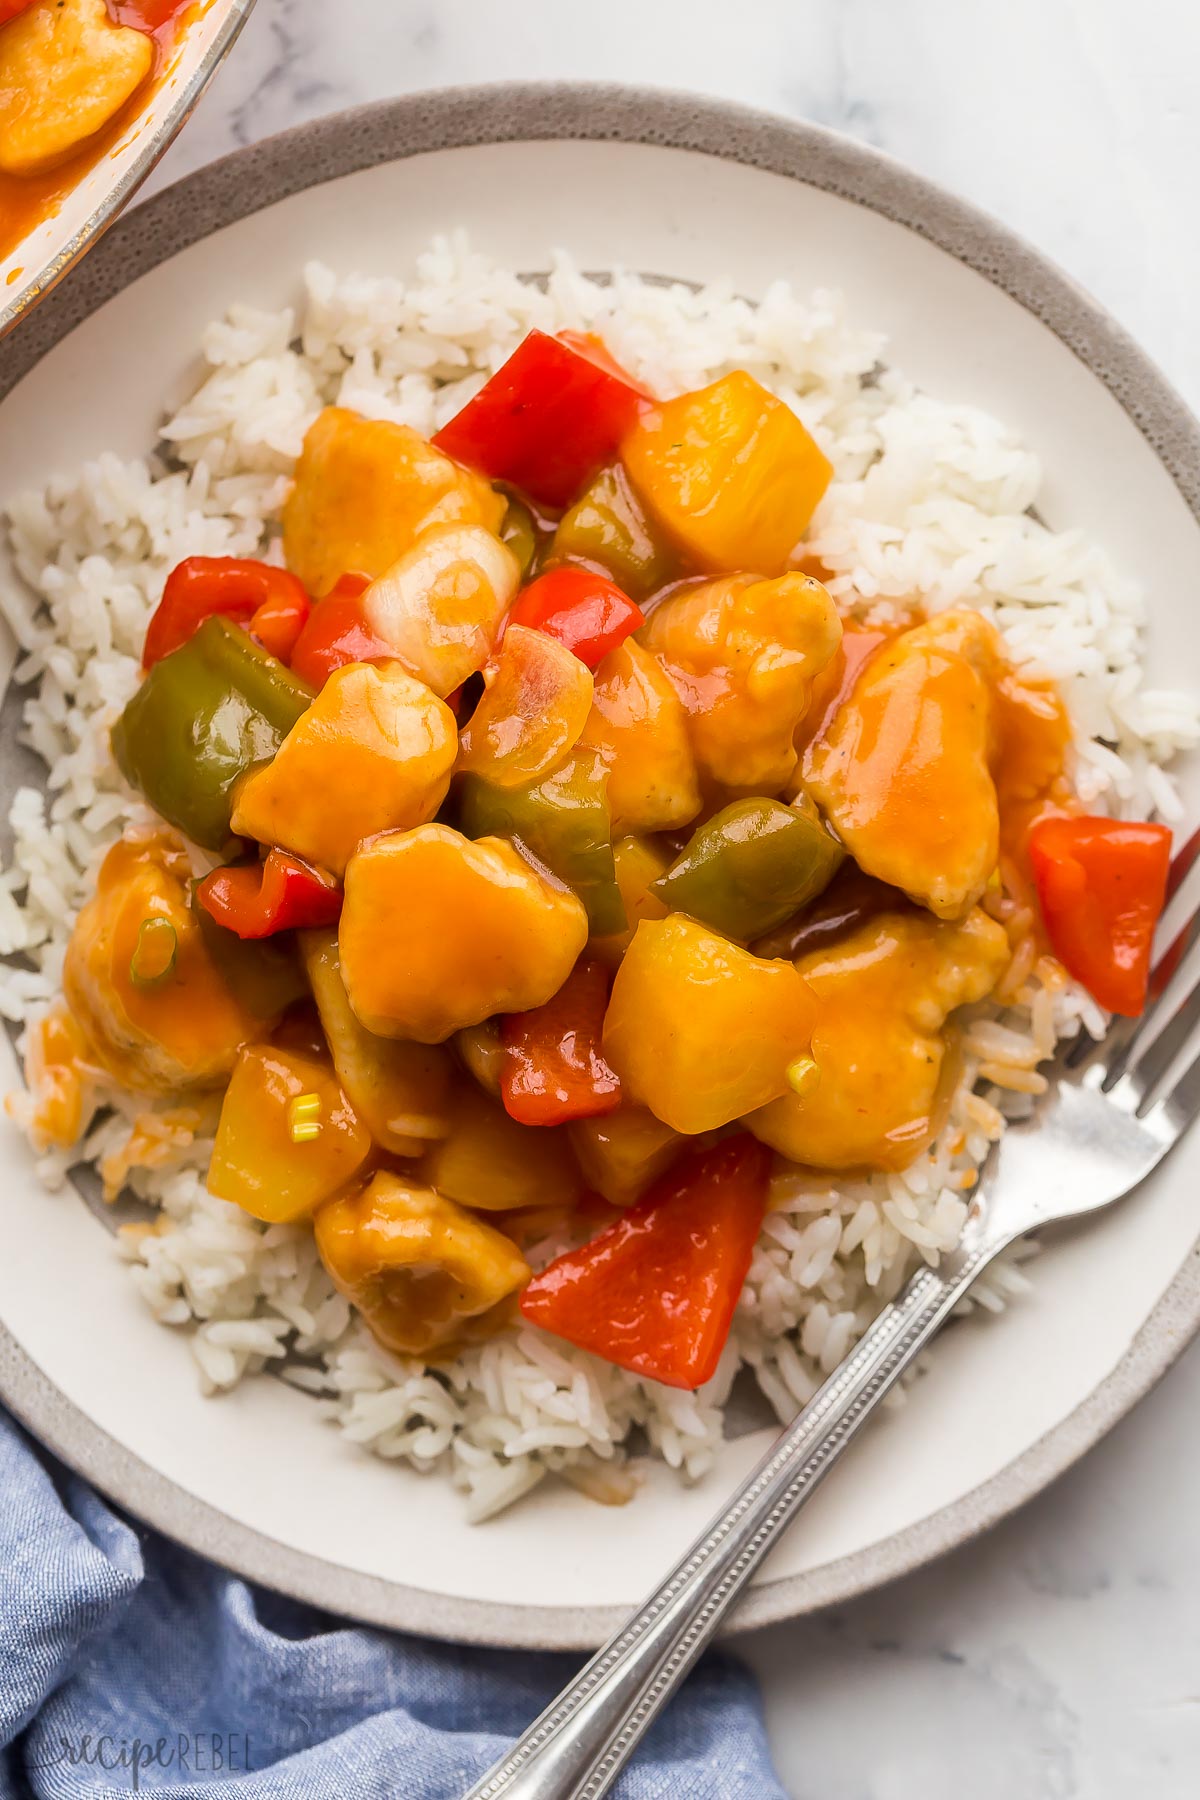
xmin=1 ymin=86 xmax=1198 ymax=1651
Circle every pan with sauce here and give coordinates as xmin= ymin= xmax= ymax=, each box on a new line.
xmin=0 ymin=0 xmax=199 ymax=264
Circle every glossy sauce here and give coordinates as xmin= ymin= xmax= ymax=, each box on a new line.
xmin=748 ymin=908 xmax=1010 ymax=1172
xmin=795 ymin=625 xmax=894 ymax=758
xmin=0 ymin=0 xmax=196 ymax=264
xmin=800 ymin=615 xmax=1071 ymax=910
xmin=62 ymin=832 xmax=266 ymax=1092
xmin=750 ymin=862 xmax=909 ymax=961
xmin=991 ymin=665 xmax=1074 ymax=903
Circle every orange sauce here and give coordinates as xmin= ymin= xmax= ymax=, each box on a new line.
xmin=992 ymin=665 xmax=1074 ymax=906
xmin=0 ymin=0 xmax=196 ymax=264
xmin=63 ymin=831 xmax=272 ymax=1093
xmin=796 ymin=626 xmax=893 ymax=762
xmin=797 ymin=612 xmax=1074 ymax=915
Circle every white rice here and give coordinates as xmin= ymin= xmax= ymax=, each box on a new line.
xmin=2 ymin=234 xmax=1197 ymax=1521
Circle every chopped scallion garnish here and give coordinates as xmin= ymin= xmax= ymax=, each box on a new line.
xmin=785 ymin=1056 xmax=820 ymax=1099
xmin=128 ymin=917 xmax=178 ymax=990
xmin=288 ymin=1092 xmax=322 ymax=1143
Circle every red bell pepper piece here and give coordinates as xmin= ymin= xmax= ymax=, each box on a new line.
xmin=288 ymin=573 xmax=392 ymax=689
xmin=520 ymin=1134 xmax=771 ymax=1388
xmin=143 ymin=558 xmax=311 ymax=669
xmin=507 ymin=567 xmax=645 ymax=670
xmin=0 ymin=0 xmax=38 ymax=19
xmin=432 ymin=329 xmax=650 ymax=511
xmin=247 ymin=588 xmax=310 ymax=664
xmin=196 ymin=850 xmax=343 ymax=939
xmin=108 ymin=0 xmax=186 ymax=30
xmin=1029 ymin=815 xmax=1171 ymax=1015
xmin=500 ymin=959 xmax=622 ymax=1127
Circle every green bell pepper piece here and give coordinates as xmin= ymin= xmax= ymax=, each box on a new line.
xmin=551 ymin=463 xmax=674 ymax=601
xmin=650 ymin=796 xmax=844 ymax=941
xmin=500 ymin=494 xmax=539 ymax=580
xmin=458 ymin=744 xmax=627 ymax=936
xmin=192 ymin=893 xmax=309 ymax=1018
xmin=112 ymin=615 xmax=313 ymax=853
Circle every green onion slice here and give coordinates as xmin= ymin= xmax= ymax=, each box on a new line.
xmin=288 ymin=1092 xmax=322 ymax=1144
xmin=785 ymin=1056 xmax=820 ymax=1099
xmin=129 ymin=917 xmax=178 ymax=990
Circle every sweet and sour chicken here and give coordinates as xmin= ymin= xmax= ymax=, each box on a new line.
xmin=805 ymin=610 xmax=1001 ymax=918
xmin=746 ymin=908 xmax=1010 ymax=1171
xmin=43 ymin=326 xmax=1170 ymax=1392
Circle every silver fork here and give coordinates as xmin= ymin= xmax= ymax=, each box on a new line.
xmin=464 ymin=833 xmax=1200 ymax=1800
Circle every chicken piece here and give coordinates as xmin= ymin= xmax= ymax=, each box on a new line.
xmin=425 ymin=1081 xmax=581 ymax=1212
xmin=209 ymin=1044 xmax=373 ymax=1225
xmin=63 ymin=833 xmax=279 ymax=1097
xmin=0 ymin=0 xmax=152 ymax=177
xmin=301 ymin=929 xmax=455 ymax=1156
xmin=581 ymin=639 xmax=701 ymax=832
xmin=992 ymin=664 xmax=1073 ymax=899
xmin=602 ymin=914 xmax=817 ymax=1134
xmin=788 ymin=627 xmax=898 ymax=780
xmin=745 ymin=907 xmax=1009 ymax=1172
xmin=230 ymin=661 xmax=457 ymax=877
xmin=282 ymin=408 xmax=505 ymax=598
xmin=641 ymin=572 xmax=842 ymax=793
xmin=314 ymin=1171 xmax=530 ymax=1359
xmin=804 ymin=610 xmax=1002 ymax=919
xmin=339 ymin=826 xmax=589 ymax=1043
xmin=622 ymin=371 xmax=833 ymax=575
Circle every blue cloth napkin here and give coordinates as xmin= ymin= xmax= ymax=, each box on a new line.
xmin=0 ymin=1413 xmax=787 ymax=1798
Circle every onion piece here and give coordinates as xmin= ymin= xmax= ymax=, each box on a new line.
xmin=457 ymin=624 xmax=594 ymax=788
xmin=362 ymin=524 xmax=519 ymax=697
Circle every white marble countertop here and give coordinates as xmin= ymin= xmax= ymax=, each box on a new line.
xmin=143 ymin=4 xmax=1200 ymax=1793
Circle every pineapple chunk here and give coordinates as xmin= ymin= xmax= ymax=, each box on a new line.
xmin=231 ymin=661 xmax=457 ymax=878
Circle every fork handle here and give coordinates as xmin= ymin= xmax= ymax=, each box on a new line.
xmin=463 ymin=1239 xmax=1002 ymax=1800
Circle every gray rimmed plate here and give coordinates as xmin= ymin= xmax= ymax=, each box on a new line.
xmin=1 ymin=83 xmax=1198 ymax=1652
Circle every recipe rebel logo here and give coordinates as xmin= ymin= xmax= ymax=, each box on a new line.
xmin=30 ymin=1730 xmax=253 ymax=1790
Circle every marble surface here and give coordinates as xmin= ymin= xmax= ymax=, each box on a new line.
xmin=140 ymin=4 xmax=1200 ymax=1794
